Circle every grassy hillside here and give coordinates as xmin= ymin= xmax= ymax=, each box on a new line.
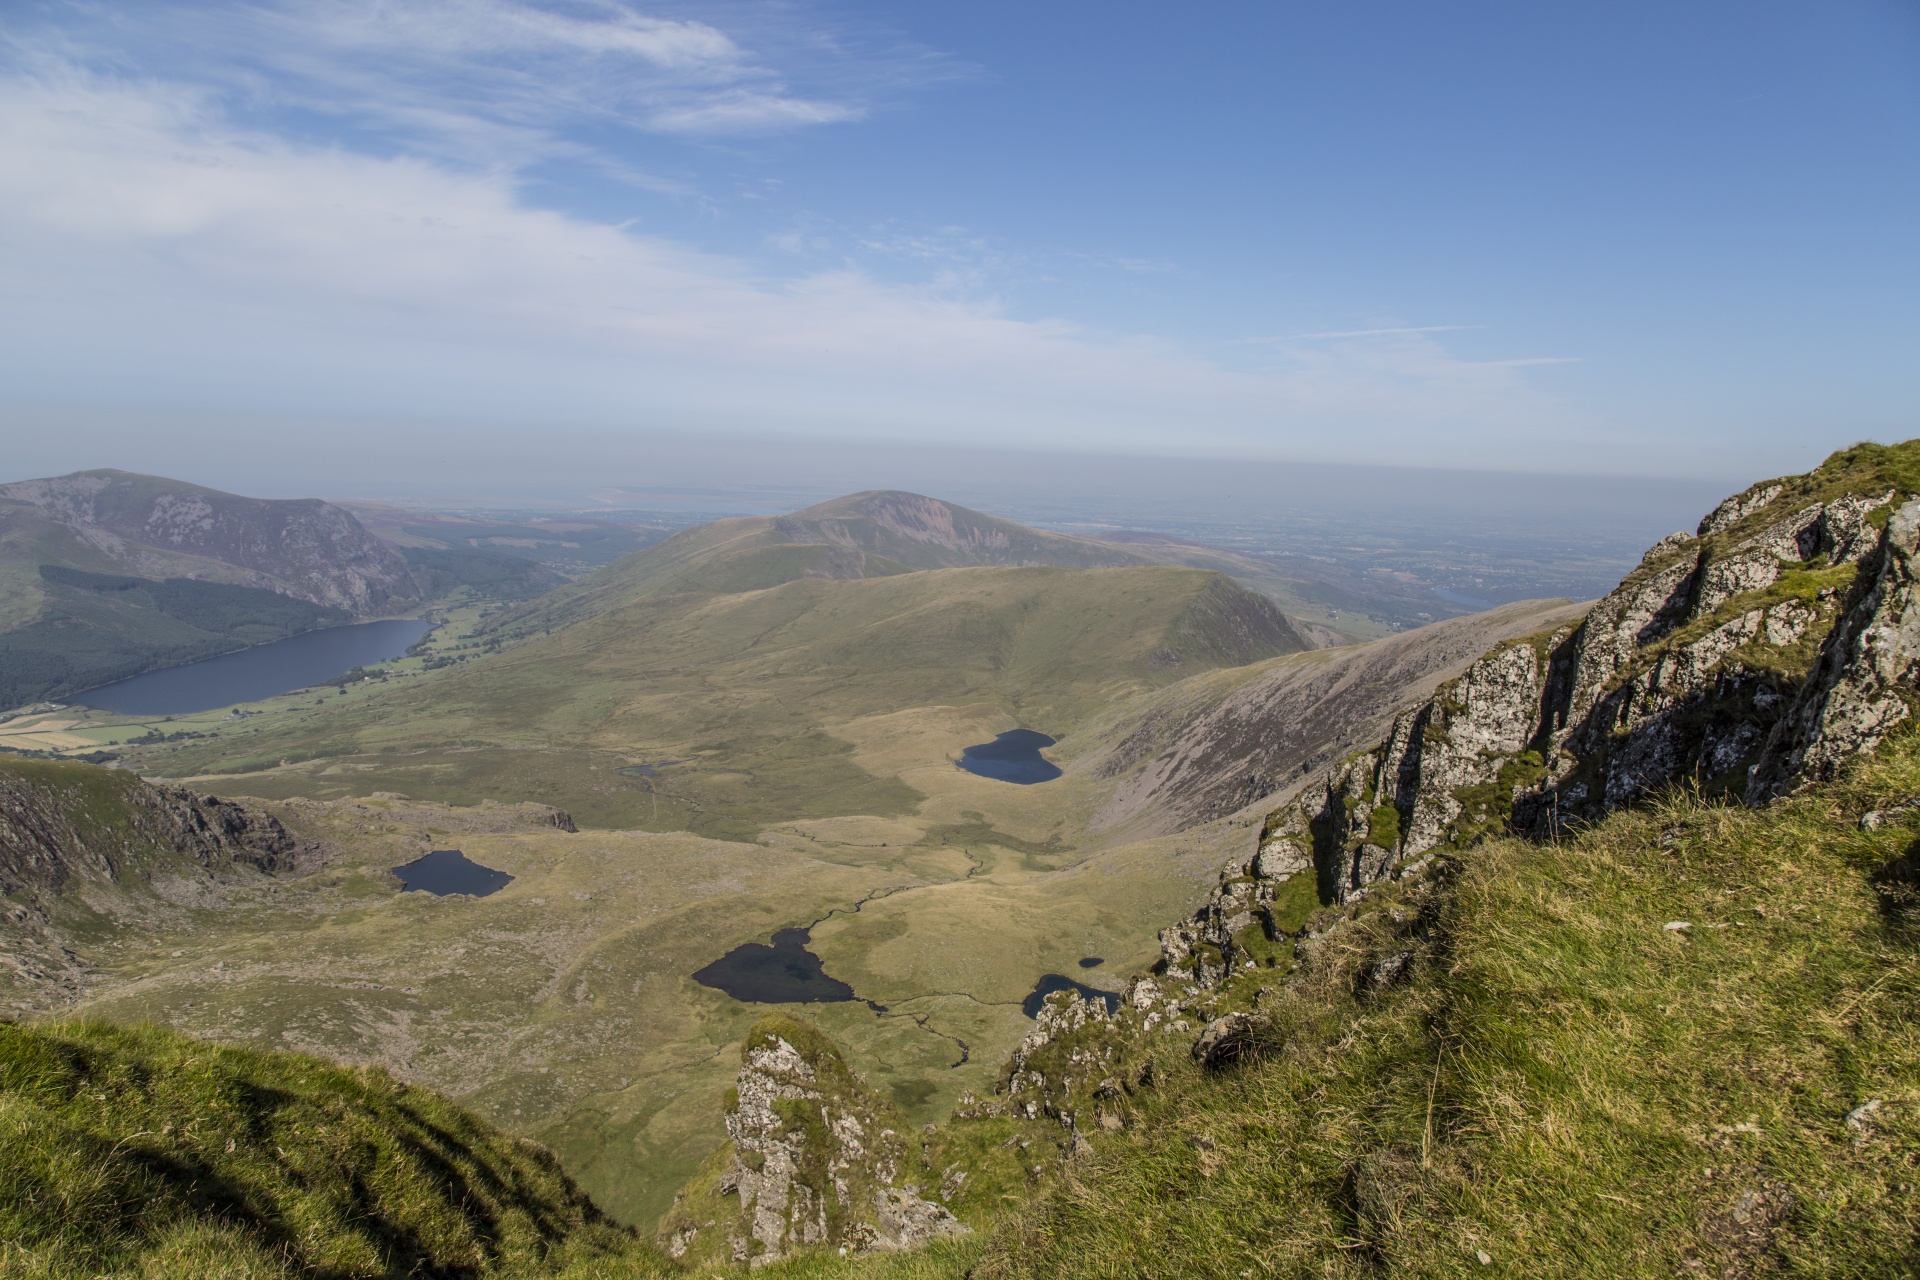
xmin=911 ymin=730 xmax=1920 ymax=1278
xmin=127 ymin=564 xmax=1302 ymax=837
xmin=18 ymin=727 xmax=1920 ymax=1277
xmin=0 ymin=1018 xmax=664 ymax=1279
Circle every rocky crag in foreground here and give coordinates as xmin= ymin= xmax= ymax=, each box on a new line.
xmin=1134 ymin=443 xmax=1920 ymax=987
xmin=661 ymin=1016 xmax=965 ymax=1270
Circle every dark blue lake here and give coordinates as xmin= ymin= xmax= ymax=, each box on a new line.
xmin=74 ymin=619 xmax=431 ymax=716
xmin=956 ymin=729 xmax=1062 ymax=785
xmin=693 ymin=928 xmax=859 ymax=1004
xmin=394 ymin=849 xmax=514 ymax=897
xmin=1023 ymin=973 xmax=1122 ymax=1019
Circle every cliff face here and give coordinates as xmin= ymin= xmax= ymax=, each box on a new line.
xmin=0 ymin=469 xmax=421 ymax=615
xmin=0 ymin=758 xmax=319 ymax=898
xmin=0 ymin=756 xmax=325 ymax=1010
xmin=1149 ymin=444 xmax=1920 ymax=986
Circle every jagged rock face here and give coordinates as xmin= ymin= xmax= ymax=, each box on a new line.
xmin=0 ymin=470 xmax=421 ymax=615
xmin=665 ymin=1018 xmax=964 ymax=1269
xmin=1748 ymin=500 xmax=1920 ymax=798
xmin=1241 ymin=448 xmax=1920 ymax=910
xmin=0 ymin=759 xmax=319 ymax=898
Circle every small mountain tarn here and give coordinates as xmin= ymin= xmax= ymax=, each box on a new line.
xmin=392 ymin=849 xmax=514 ymax=898
xmin=956 ymin=729 xmax=1063 ymax=784
xmin=1078 ymin=956 xmax=1105 ymax=969
xmin=1022 ymin=973 xmax=1121 ymax=1018
xmin=692 ymin=927 xmax=860 ymax=1004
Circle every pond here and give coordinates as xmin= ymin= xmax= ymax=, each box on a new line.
xmin=1022 ymin=973 xmax=1122 ymax=1019
xmin=693 ymin=927 xmax=860 ymax=1004
xmin=393 ymin=849 xmax=515 ymax=898
xmin=955 ymin=729 xmax=1062 ymax=785
xmin=74 ymin=618 xmax=432 ymax=716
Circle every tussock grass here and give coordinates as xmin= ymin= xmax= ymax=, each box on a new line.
xmin=942 ymin=733 xmax=1920 ymax=1278
xmin=0 ymin=1018 xmax=665 ymax=1278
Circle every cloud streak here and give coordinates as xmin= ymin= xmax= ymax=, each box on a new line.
xmin=0 ymin=18 xmax=1595 ymax=467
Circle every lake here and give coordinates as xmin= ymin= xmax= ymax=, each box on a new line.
xmin=74 ymin=619 xmax=431 ymax=716
xmin=692 ymin=927 xmax=859 ymax=1004
xmin=955 ymin=729 xmax=1062 ymax=785
xmin=393 ymin=849 xmax=514 ymax=897
xmin=1022 ymin=973 xmax=1122 ymax=1018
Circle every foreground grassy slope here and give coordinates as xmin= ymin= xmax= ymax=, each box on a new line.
xmin=932 ymin=735 xmax=1920 ymax=1278
xmin=26 ymin=727 xmax=1920 ymax=1278
xmin=41 ymin=725 xmax=1920 ymax=1274
xmin=0 ymin=1018 xmax=663 ymax=1279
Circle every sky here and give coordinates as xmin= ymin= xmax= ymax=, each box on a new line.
xmin=1 ymin=0 xmax=1916 ymax=491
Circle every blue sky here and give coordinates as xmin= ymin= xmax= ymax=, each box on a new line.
xmin=1 ymin=0 xmax=1915 ymax=485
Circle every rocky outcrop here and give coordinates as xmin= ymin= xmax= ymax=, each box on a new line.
xmin=662 ymin=1016 xmax=965 ymax=1269
xmin=0 ymin=758 xmax=321 ymax=898
xmin=1138 ymin=447 xmax=1920 ymax=991
xmin=1747 ymin=499 xmax=1920 ymax=798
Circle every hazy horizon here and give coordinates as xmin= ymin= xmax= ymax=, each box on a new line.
xmin=3 ymin=2 xmax=1915 ymax=479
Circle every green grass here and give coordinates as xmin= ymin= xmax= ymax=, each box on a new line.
xmin=921 ymin=730 xmax=1920 ymax=1278
xmin=16 ymin=715 xmax=1920 ymax=1277
xmin=128 ymin=564 xmax=1296 ymax=837
xmin=0 ymin=1018 xmax=668 ymax=1279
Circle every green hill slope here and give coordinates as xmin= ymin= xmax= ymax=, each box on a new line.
xmin=0 ymin=469 xmax=427 ymax=709
xmin=129 ymin=563 xmax=1304 ymax=837
xmin=477 ymin=490 xmax=1319 ymax=648
xmin=0 ymin=1018 xmax=661 ymax=1279
xmin=935 ymin=728 xmax=1920 ymax=1279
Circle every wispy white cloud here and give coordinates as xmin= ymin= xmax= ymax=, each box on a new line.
xmin=0 ymin=33 xmax=1596 ymax=467
xmin=1293 ymin=325 xmax=1481 ymax=339
xmin=10 ymin=0 xmax=937 ymax=173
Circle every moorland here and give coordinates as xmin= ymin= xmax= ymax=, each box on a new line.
xmin=8 ymin=450 xmax=1918 ymax=1277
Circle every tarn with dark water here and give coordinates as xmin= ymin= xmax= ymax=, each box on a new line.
xmin=1023 ymin=973 xmax=1121 ymax=1018
xmin=75 ymin=619 xmax=431 ymax=716
xmin=955 ymin=729 xmax=1062 ymax=785
xmin=693 ymin=928 xmax=865 ymax=1005
xmin=393 ymin=849 xmax=514 ymax=898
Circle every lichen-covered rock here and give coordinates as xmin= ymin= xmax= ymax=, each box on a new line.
xmin=1747 ymin=498 xmax=1920 ymax=799
xmin=661 ymin=1016 xmax=964 ymax=1270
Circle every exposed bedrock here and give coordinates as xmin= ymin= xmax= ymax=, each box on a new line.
xmin=1147 ymin=454 xmax=1920 ymax=992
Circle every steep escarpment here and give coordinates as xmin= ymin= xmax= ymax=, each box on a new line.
xmin=0 ymin=756 xmax=326 ymax=1010
xmin=1089 ymin=599 xmax=1586 ymax=840
xmin=0 ymin=757 xmax=318 ymax=897
xmin=0 ymin=469 xmax=420 ymax=615
xmin=1236 ymin=443 xmax=1920 ymax=909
